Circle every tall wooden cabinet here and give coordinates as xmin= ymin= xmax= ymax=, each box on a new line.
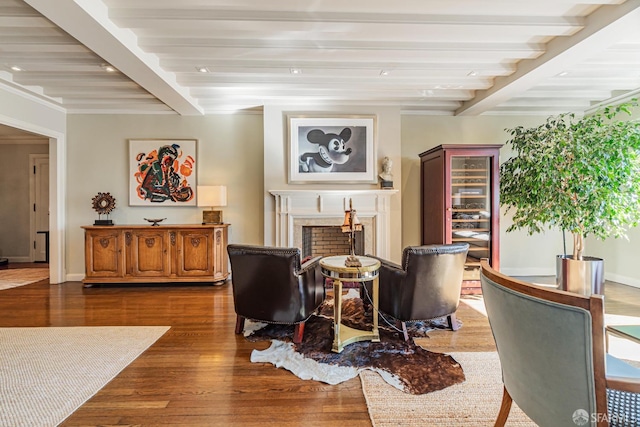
xmin=83 ymin=224 xmax=229 ymax=286
xmin=419 ymin=144 xmax=501 ymax=293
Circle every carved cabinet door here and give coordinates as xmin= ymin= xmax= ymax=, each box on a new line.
xmin=85 ymin=229 xmax=124 ymax=278
xmin=128 ymin=229 xmax=171 ymax=277
xmin=175 ymin=229 xmax=214 ymax=277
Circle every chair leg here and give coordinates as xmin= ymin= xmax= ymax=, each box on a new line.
xmin=495 ymin=386 xmax=513 ymax=427
xmin=235 ymin=315 xmax=245 ymax=335
xmin=447 ymin=313 xmax=461 ymax=331
xmin=293 ymin=322 xmax=305 ymax=344
xmin=395 ymin=320 xmax=409 ymax=341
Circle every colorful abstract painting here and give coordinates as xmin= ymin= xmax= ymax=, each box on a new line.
xmin=129 ymin=139 xmax=197 ymax=206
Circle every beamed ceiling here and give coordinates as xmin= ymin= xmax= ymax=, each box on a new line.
xmin=0 ymin=0 xmax=639 ymax=118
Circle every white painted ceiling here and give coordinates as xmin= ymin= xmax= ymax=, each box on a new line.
xmin=0 ymin=0 xmax=639 ymax=118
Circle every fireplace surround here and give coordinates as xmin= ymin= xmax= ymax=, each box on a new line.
xmin=269 ymin=190 xmax=398 ymax=259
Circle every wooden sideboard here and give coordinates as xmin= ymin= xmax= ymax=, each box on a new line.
xmin=82 ymin=224 xmax=229 ymax=286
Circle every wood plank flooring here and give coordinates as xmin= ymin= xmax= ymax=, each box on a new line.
xmin=0 ymin=266 xmax=638 ymax=426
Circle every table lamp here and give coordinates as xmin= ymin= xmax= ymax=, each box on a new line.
xmin=197 ymin=185 xmax=227 ymax=224
xmin=341 ymin=198 xmax=363 ymax=267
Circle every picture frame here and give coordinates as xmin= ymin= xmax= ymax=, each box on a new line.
xmin=129 ymin=139 xmax=197 ymax=206
xmin=288 ymin=115 xmax=376 ymax=183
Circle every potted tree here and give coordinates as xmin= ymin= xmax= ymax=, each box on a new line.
xmin=500 ymin=101 xmax=640 ymax=295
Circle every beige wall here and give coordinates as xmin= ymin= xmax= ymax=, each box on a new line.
xmin=0 ymin=142 xmax=49 ymax=260
xmin=589 ymin=231 xmax=640 ymax=288
xmin=262 ymin=105 xmax=403 ymax=263
xmin=66 ymin=114 xmax=263 ymax=279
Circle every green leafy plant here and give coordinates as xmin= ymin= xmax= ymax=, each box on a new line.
xmin=500 ymin=101 xmax=640 ymax=260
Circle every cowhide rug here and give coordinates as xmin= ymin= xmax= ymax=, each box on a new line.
xmin=246 ymin=290 xmax=465 ymax=395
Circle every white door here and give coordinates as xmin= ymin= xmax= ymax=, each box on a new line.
xmin=30 ymin=155 xmax=49 ymax=262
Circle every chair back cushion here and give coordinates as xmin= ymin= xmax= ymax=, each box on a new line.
xmin=481 ymin=271 xmax=599 ymax=426
xmin=395 ymin=243 xmax=468 ymax=320
xmin=227 ymin=244 xmax=323 ymax=324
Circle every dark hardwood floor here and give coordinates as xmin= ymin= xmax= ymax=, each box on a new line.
xmin=0 ymin=264 xmax=638 ymax=426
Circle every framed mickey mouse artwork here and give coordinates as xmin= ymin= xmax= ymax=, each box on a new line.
xmin=288 ymin=115 xmax=376 ymax=183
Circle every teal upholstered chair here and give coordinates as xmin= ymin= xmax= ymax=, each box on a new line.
xmin=480 ymin=259 xmax=640 ymax=427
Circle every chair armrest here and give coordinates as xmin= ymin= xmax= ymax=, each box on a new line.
xmin=300 ymin=255 xmax=322 ymax=273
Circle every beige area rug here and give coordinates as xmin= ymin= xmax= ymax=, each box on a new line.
xmin=0 ymin=268 xmax=49 ymax=291
xmin=0 ymin=326 xmax=170 ymax=427
xmin=361 ymin=351 xmax=536 ymax=426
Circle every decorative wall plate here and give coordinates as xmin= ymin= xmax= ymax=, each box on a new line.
xmin=92 ymin=192 xmax=116 ymax=215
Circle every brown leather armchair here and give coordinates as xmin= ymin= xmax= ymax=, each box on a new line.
xmin=227 ymin=244 xmax=326 ymax=343
xmin=364 ymin=243 xmax=469 ymax=341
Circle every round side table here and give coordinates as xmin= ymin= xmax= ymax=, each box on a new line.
xmin=319 ymin=255 xmax=381 ymax=353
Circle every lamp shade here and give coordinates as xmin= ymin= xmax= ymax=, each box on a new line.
xmin=341 ymin=209 xmax=362 ymax=233
xmin=197 ymin=185 xmax=227 ymax=207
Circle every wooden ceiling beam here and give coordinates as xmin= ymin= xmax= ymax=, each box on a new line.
xmin=24 ymin=0 xmax=204 ymax=115
xmin=455 ymin=0 xmax=640 ymax=116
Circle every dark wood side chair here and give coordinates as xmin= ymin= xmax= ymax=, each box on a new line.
xmin=480 ymin=259 xmax=640 ymax=427
xmin=227 ymin=244 xmax=325 ymax=343
xmin=364 ymin=243 xmax=469 ymax=341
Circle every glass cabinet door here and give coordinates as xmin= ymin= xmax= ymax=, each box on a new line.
xmin=450 ymin=156 xmax=491 ymax=281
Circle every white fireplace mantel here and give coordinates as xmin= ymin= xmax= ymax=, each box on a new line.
xmin=269 ymin=189 xmax=398 ymax=259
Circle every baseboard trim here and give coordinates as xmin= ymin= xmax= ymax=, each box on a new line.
xmin=604 ymin=273 xmax=640 ymax=289
xmin=65 ymin=273 xmax=85 ymax=282
xmin=4 ymin=256 xmax=32 ymax=263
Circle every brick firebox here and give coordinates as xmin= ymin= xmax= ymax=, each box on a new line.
xmin=302 ymin=225 xmax=364 ymax=258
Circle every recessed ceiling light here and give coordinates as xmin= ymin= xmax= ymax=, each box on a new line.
xmin=380 ymin=70 xmax=389 ymax=76
xmin=558 ymin=71 xmax=569 ymax=77
xmin=290 ymin=68 xmax=302 ymax=74
xmin=196 ymin=66 xmax=209 ymax=73
xmin=100 ymin=63 xmax=116 ymax=72
xmin=10 ymin=65 xmax=22 ymax=71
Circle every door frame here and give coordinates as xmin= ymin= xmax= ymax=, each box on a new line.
xmin=29 ymin=154 xmax=49 ymax=262
xmin=0 ymin=113 xmax=66 ymax=284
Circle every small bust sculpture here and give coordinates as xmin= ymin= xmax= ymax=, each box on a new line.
xmin=379 ymin=156 xmax=394 ymax=189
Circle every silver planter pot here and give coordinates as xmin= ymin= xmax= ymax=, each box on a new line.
xmin=556 ymin=255 xmax=604 ymax=295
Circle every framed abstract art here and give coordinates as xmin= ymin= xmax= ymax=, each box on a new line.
xmin=129 ymin=139 xmax=197 ymax=206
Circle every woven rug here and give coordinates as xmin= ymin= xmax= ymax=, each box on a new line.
xmin=0 ymin=326 xmax=170 ymax=427
xmin=0 ymin=268 xmax=49 ymax=291
xmin=361 ymin=351 xmax=536 ymax=426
